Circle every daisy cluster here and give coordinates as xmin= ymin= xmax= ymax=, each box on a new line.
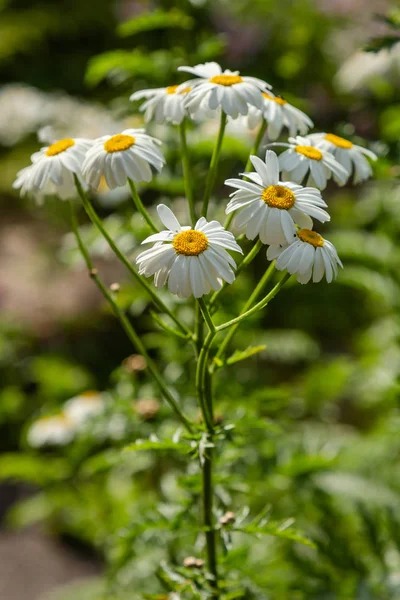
xmin=14 ymin=61 xmax=378 ymax=291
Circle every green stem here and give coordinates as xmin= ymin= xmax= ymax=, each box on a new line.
xmin=224 ymin=118 xmax=267 ymax=231
xmin=195 ymin=305 xmax=219 ymax=595
xmin=208 ymin=239 xmax=263 ymax=309
xmin=127 ymin=178 xmax=158 ymax=233
xmin=203 ymin=445 xmax=218 ymax=596
xmin=179 ymin=120 xmax=196 ymax=224
xmin=74 ymin=176 xmax=189 ymax=336
xmin=213 ymin=261 xmax=277 ymax=365
xmin=217 ymin=271 xmax=291 ymax=334
xmin=68 ymin=199 xmax=193 ymax=433
xmin=202 ymin=112 xmax=227 ymax=218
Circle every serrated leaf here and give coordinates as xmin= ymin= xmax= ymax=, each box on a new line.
xmin=118 ymin=9 xmax=193 ymax=37
xmin=225 ymin=345 xmax=266 ymax=367
xmin=237 ymin=520 xmax=315 ymax=548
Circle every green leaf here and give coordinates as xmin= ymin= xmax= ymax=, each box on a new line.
xmin=237 ymin=519 xmax=315 ymax=547
xmin=225 ymin=345 xmax=267 ymax=367
xmin=118 ymin=9 xmax=194 ymax=37
xmin=0 ymin=453 xmax=71 ymax=485
xmin=85 ymin=49 xmax=179 ymax=87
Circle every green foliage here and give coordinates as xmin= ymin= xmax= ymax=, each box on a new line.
xmin=2 ymin=0 xmax=400 ymax=599
xmin=117 ymin=9 xmax=194 ymax=38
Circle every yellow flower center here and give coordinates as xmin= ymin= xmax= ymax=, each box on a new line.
xmin=46 ymin=138 xmax=75 ymax=156
xmin=210 ymin=74 xmax=243 ymax=86
xmin=166 ymin=85 xmax=191 ymax=95
xmin=297 ymin=229 xmax=324 ymax=247
xmin=261 ymin=185 xmax=295 ymax=210
xmin=104 ymin=134 xmax=135 ymax=153
xmin=325 ymin=133 xmax=353 ymax=149
xmin=262 ymin=92 xmax=287 ymax=105
xmin=173 ymin=230 xmax=209 ymax=256
xmin=81 ymin=390 xmax=100 ymax=401
xmin=295 ymin=145 xmax=323 ymax=161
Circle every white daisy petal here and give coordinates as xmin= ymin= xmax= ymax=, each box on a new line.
xmin=224 ymin=150 xmax=331 ymax=246
xmin=13 ymin=138 xmax=92 ymax=203
xmin=82 ymin=130 xmax=165 ymax=190
xmin=274 ymin=229 xmax=342 ymax=284
xmin=179 ymin=61 xmax=271 ymax=118
xmin=136 ymin=205 xmax=241 ymax=298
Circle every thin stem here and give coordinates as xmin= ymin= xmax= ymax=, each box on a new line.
xmin=198 ymin=298 xmax=216 ymax=334
xmin=74 ymin=176 xmax=189 ymax=336
xmin=196 ymin=330 xmax=215 ymax=432
xmin=212 ymin=261 xmax=276 ymax=366
xmin=202 ymin=112 xmax=227 ymax=218
xmin=217 ymin=272 xmax=291 ymax=334
xmin=203 ymin=446 xmax=218 ymax=596
xmin=244 ymin=118 xmax=268 ymax=172
xmin=224 ymin=118 xmax=267 ymax=231
xmin=179 ymin=120 xmax=196 ymax=224
xmin=208 ymin=240 xmax=263 ymax=309
xmin=68 ymin=199 xmax=194 ymax=434
xmin=127 ymin=178 xmax=157 ymax=233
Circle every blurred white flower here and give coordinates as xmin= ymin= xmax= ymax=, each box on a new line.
xmin=247 ymin=92 xmax=313 ymax=140
xmin=308 ymin=132 xmax=377 ymax=184
xmin=27 ymin=414 xmax=75 ymax=447
xmin=225 ymin=150 xmax=330 ymax=246
xmin=13 ymin=138 xmax=92 ymax=201
xmin=82 ymin=129 xmax=165 ymax=189
xmin=136 ymin=204 xmax=243 ymax=298
xmin=64 ymin=390 xmax=106 ymax=426
xmin=0 ymin=84 xmax=125 ymax=147
xmin=268 ymin=229 xmax=343 ymax=284
xmin=335 ymin=45 xmax=400 ymax=93
xmin=272 ymin=135 xmax=349 ymax=189
xmin=130 ymin=84 xmax=192 ymax=125
xmin=178 ymin=61 xmax=271 ymax=118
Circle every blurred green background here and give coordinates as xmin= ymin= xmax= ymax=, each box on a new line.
xmin=1 ymin=0 xmax=400 ymax=599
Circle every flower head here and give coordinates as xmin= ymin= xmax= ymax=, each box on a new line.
xmin=268 ymin=228 xmax=343 ymax=284
xmin=82 ymin=129 xmax=165 ymax=190
xmin=136 ymin=204 xmax=243 ymax=298
xmin=64 ymin=390 xmax=105 ymax=426
xmin=178 ymin=62 xmax=271 ymax=119
xmin=13 ymin=137 xmax=92 ymax=201
xmin=225 ymin=150 xmax=330 ymax=246
xmin=27 ymin=414 xmax=75 ymax=447
xmin=130 ymin=85 xmax=192 ymax=125
xmin=247 ymin=92 xmax=313 ymax=140
xmin=308 ymin=132 xmax=377 ymax=184
xmin=273 ymin=135 xmax=349 ymax=190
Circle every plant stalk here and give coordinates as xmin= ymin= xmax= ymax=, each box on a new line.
xmin=202 ymin=112 xmax=227 ymax=218
xmin=68 ymin=198 xmax=194 ymax=434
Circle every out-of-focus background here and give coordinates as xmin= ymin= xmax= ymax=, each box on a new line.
xmin=1 ymin=1 xmax=400 ymax=599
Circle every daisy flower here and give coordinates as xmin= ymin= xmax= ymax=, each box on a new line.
xmin=64 ymin=390 xmax=105 ymax=426
xmin=177 ymin=62 xmax=271 ymax=119
xmin=13 ymin=137 xmax=92 ymax=201
xmin=136 ymin=204 xmax=243 ymax=298
xmin=247 ymin=91 xmax=313 ymax=140
xmin=130 ymin=84 xmax=192 ymax=125
xmin=27 ymin=414 xmax=75 ymax=447
xmin=225 ymin=150 xmax=330 ymax=246
xmin=267 ymin=229 xmax=343 ymax=284
xmin=272 ymin=135 xmax=349 ymax=190
xmin=82 ymin=129 xmax=165 ymax=190
xmin=308 ymin=132 xmax=377 ymax=184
